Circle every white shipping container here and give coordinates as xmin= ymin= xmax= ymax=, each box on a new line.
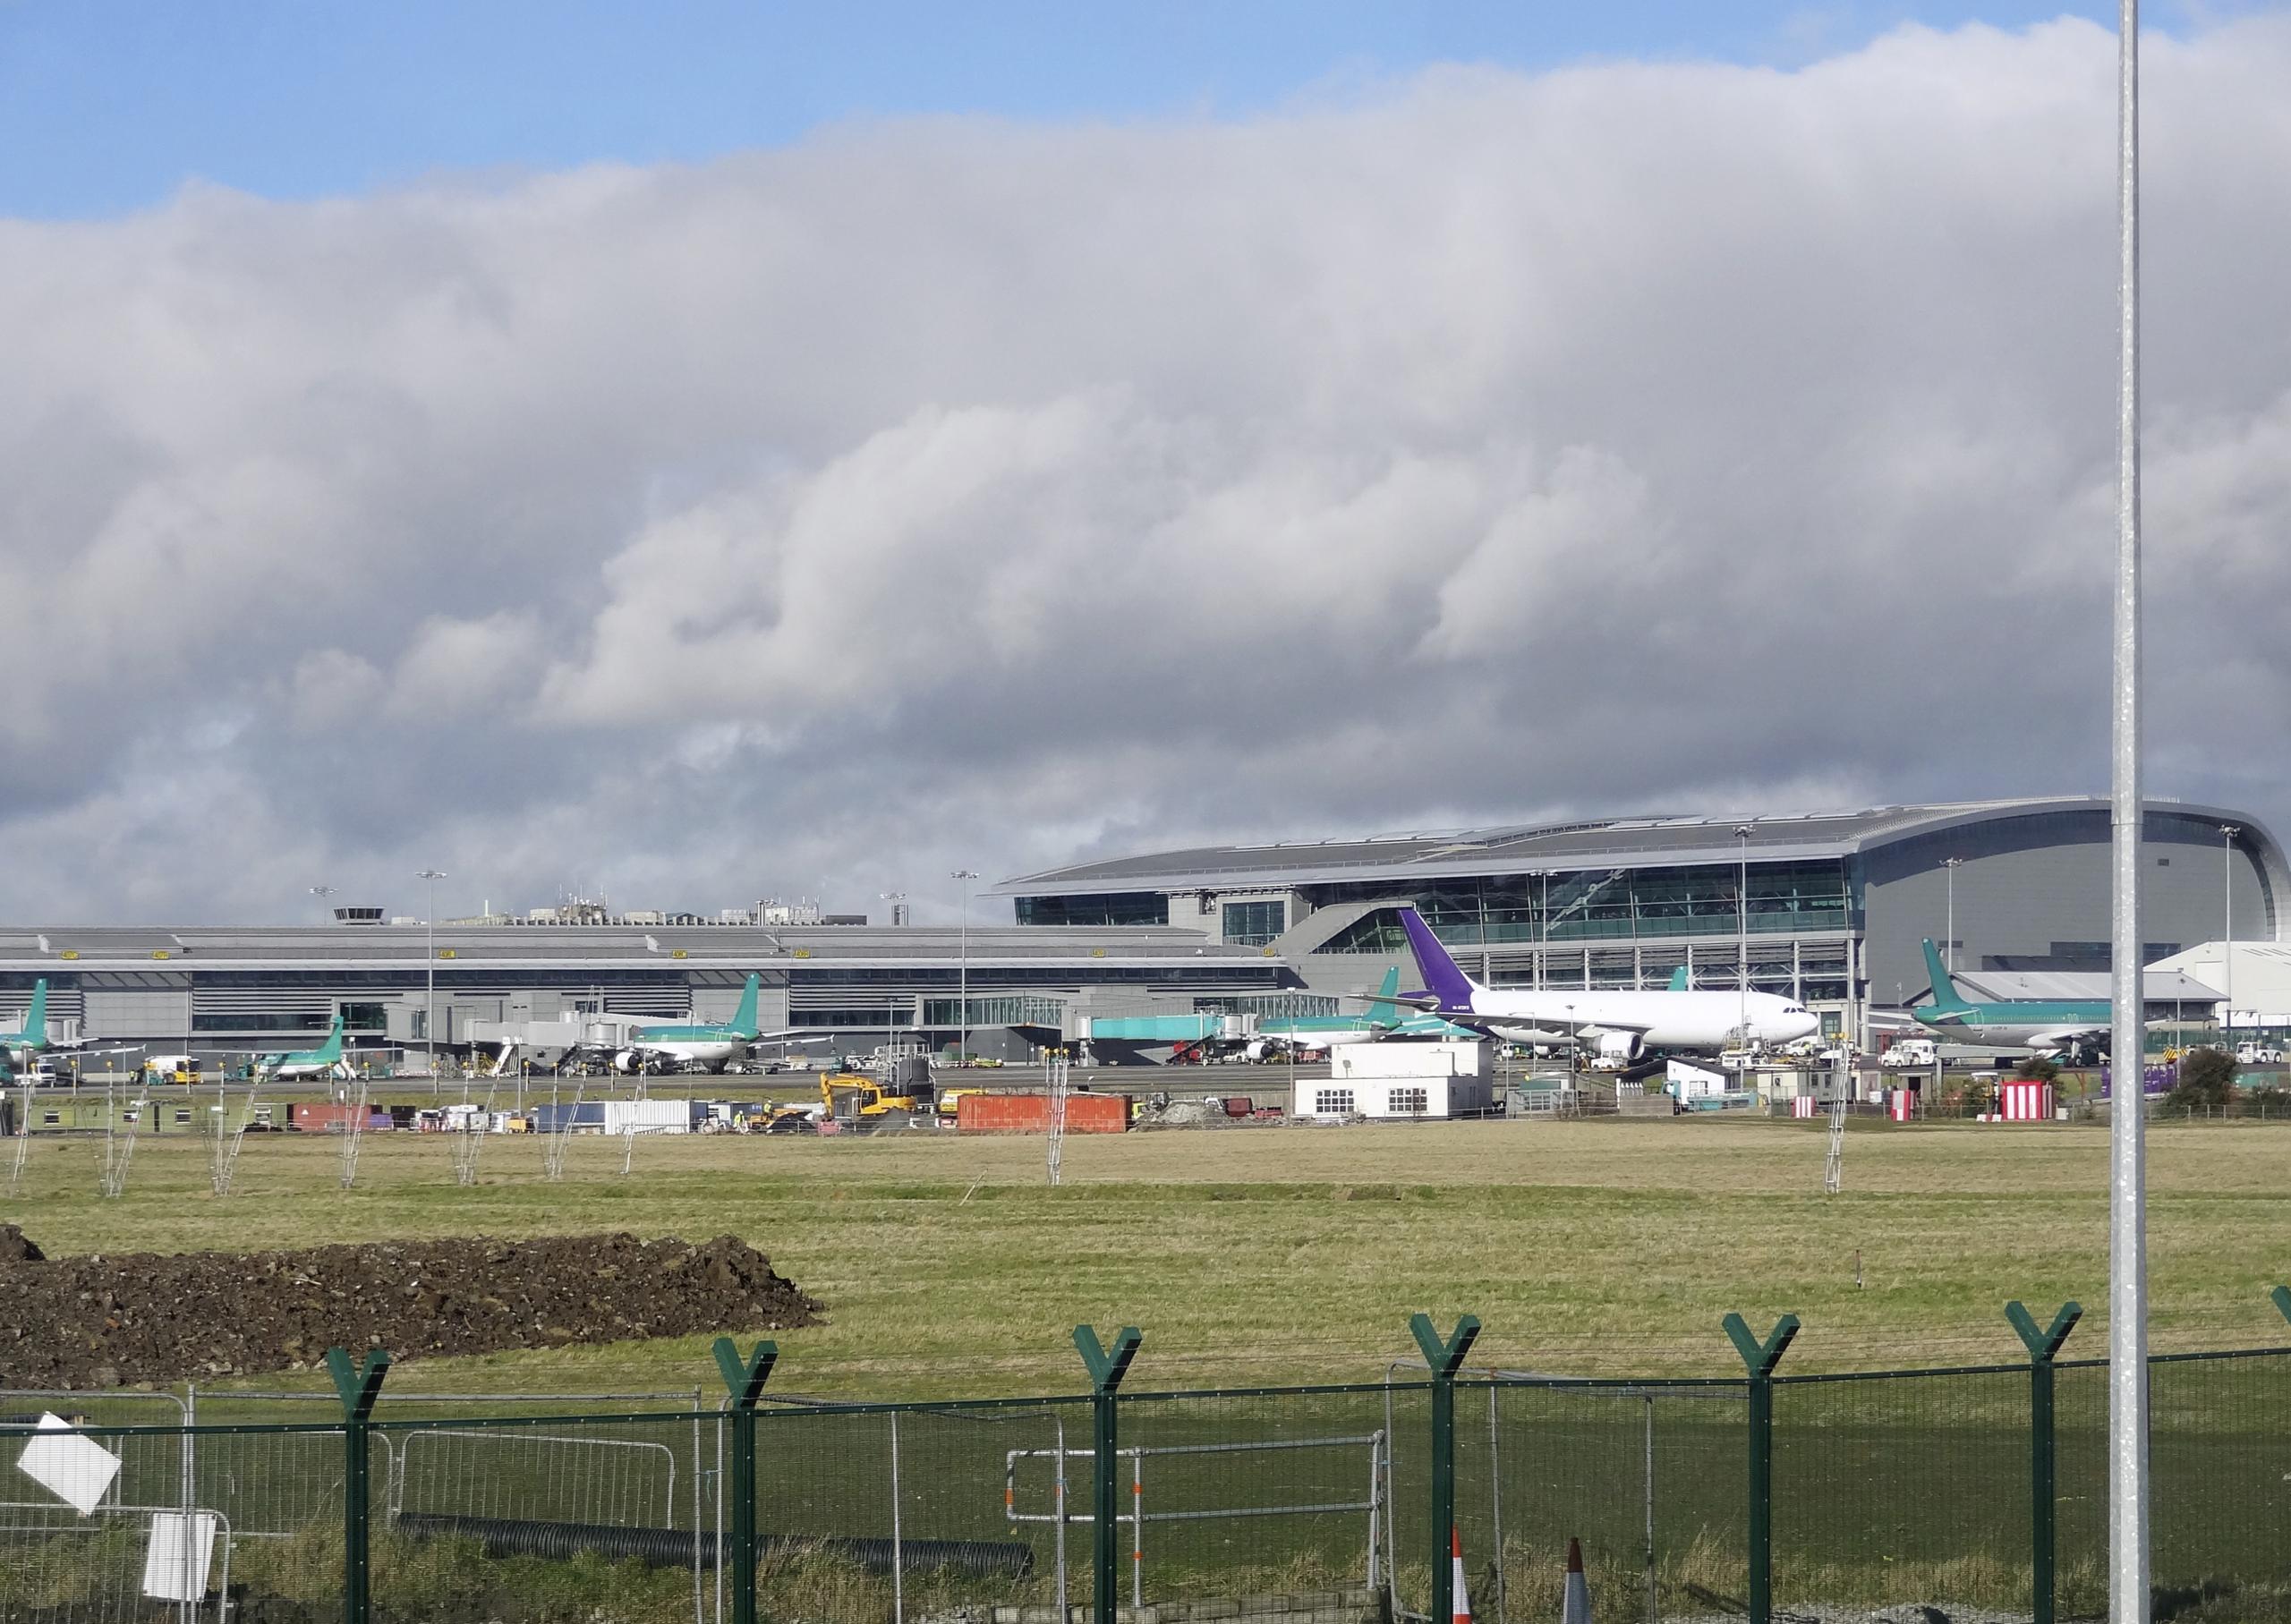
xmin=1330 ymin=1041 xmax=1493 ymax=1081
xmin=601 ymin=1100 xmax=695 ymax=1135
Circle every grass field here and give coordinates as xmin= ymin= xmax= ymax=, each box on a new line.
xmin=5 ymin=1113 xmax=2287 ymax=1399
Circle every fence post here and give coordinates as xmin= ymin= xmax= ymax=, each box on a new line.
xmin=2006 ymin=1301 xmax=2082 ymax=1624
xmin=714 ymin=1336 xmax=779 ymax=1624
xmin=323 ymin=1345 xmax=390 ymax=1624
xmin=1721 ymin=1313 xmax=1799 ymax=1624
xmin=1410 ymin=1312 xmax=1482 ymax=1624
xmin=1075 ymin=1323 xmax=1142 ymax=1624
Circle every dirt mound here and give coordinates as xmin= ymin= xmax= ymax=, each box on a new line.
xmin=0 ymin=1231 xmax=818 ymax=1389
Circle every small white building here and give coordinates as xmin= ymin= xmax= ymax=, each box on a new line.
xmin=1296 ymin=1042 xmax=1495 ymax=1119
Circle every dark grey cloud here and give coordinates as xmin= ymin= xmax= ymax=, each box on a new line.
xmin=3 ymin=15 xmax=2288 ymax=925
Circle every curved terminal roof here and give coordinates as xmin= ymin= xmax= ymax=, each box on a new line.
xmin=994 ymin=796 xmax=2283 ymax=897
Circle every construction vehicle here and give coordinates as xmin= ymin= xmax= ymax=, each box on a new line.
xmin=819 ymin=1067 xmax=938 ymax=1130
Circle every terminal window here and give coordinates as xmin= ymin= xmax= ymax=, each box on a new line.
xmin=1390 ymin=1087 xmax=1429 ymax=1116
xmin=1314 ymin=1089 xmax=1356 ymax=1116
xmin=1222 ymin=900 xmax=1286 ymax=946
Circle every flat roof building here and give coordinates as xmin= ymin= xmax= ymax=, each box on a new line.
xmin=996 ymin=796 xmax=2287 ymax=1034
xmin=0 ymin=922 xmax=1299 ymax=1065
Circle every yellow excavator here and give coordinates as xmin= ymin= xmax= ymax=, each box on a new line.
xmin=819 ymin=1059 xmax=938 ymax=1130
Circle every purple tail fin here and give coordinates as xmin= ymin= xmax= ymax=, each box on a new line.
xmin=1397 ymin=909 xmax=1477 ymax=1010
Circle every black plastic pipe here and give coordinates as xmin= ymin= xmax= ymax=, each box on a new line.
xmin=393 ymin=1512 xmax=1035 ymax=1579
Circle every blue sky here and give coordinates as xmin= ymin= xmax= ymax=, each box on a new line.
xmin=0 ymin=0 xmax=2243 ymax=219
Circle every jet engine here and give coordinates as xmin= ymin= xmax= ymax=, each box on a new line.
xmin=1592 ymin=1030 xmax=1642 ymax=1062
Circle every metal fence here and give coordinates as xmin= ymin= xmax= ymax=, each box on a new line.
xmin=3 ymin=1305 xmax=2289 ymax=1624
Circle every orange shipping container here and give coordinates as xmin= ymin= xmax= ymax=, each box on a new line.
xmin=956 ymin=1092 xmax=1129 ymax=1135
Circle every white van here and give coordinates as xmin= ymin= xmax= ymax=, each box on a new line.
xmin=1878 ymin=1039 xmax=1938 ymax=1068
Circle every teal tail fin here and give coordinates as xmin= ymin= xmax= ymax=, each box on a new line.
xmin=1666 ymin=965 xmax=1690 ymax=992
xmin=732 ymin=973 xmax=761 ymax=1035
xmin=20 ymin=980 xmax=45 ymax=1047
xmin=1921 ymin=940 xmax=1971 ymax=1011
xmin=1359 ymin=966 xmax=1404 ymax=1007
xmin=314 ymin=1015 xmax=345 ymax=1062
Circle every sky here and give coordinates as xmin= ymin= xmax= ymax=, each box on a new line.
xmin=3 ymin=3 xmax=2288 ymax=924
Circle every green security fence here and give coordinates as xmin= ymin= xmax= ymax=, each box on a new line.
xmin=3 ymin=1302 xmax=2289 ymax=1624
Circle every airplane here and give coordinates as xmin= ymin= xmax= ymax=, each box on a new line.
xmin=602 ymin=974 xmax=806 ymax=1074
xmin=1387 ymin=908 xmax=1822 ymax=1060
xmin=256 ymin=1016 xmax=353 ymax=1082
xmin=0 ymin=980 xmax=51 ymax=1067
xmin=1911 ymin=940 xmax=2111 ymax=1055
xmin=1240 ymin=968 xmax=1480 ymax=1059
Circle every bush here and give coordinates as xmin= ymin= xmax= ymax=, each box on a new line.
xmin=2241 ymin=1084 xmax=2288 ymax=1118
xmin=2168 ymin=1047 xmax=2237 ymax=1113
xmin=2014 ymin=1055 xmax=2060 ymax=1083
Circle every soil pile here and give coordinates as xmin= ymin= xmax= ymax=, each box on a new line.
xmin=0 ymin=1228 xmax=818 ymax=1389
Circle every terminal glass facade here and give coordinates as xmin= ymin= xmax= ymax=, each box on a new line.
xmin=1309 ymin=859 xmax=1852 ymax=951
xmin=1221 ymin=900 xmax=1286 ymax=946
xmin=1013 ymin=892 xmax=1170 ymax=928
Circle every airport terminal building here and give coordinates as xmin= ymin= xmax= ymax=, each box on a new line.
xmin=995 ymin=797 xmax=2288 ymax=1036
xmin=0 ymin=921 xmax=1299 ymax=1068
xmin=4 ymin=795 xmax=2280 ymax=1067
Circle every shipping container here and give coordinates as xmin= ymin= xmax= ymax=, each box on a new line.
xmin=601 ymin=1099 xmax=704 ymax=1135
xmin=955 ymin=1092 xmax=1129 ymax=1135
xmin=287 ymin=1102 xmax=394 ymax=1133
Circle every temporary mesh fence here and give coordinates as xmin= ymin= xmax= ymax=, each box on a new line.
xmin=1449 ymin=1375 xmax=1748 ymax=1624
xmin=1117 ymin=1384 xmax=1401 ymax=1611
xmin=1770 ymin=1365 xmax=2033 ymax=1616
xmin=0 ymin=1342 xmax=2285 ymax=1624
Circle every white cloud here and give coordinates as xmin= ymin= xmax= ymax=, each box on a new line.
xmin=3 ymin=14 xmax=2289 ymax=920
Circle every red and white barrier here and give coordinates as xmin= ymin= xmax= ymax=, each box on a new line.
xmin=1791 ymin=1096 xmax=1818 ymax=1118
xmin=1888 ymin=1089 xmax=1915 ymax=1122
xmin=2000 ymin=1080 xmax=2055 ymax=1121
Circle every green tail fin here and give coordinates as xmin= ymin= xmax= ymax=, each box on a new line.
xmin=19 ymin=980 xmax=46 ymax=1047
xmin=1667 ymin=965 xmax=1690 ymax=992
xmin=731 ymin=973 xmax=761 ymax=1035
xmin=313 ymin=1015 xmax=344 ymax=1062
xmin=1359 ymin=966 xmax=1403 ymax=1007
xmin=1921 ymin=940 xmax=1971 ymax=1011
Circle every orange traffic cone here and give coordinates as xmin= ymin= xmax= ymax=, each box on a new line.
xmin=1449 ymin=1527 xmax=1470 ymax=1624
xmin=1561 ymin=1536 xmax=1592 ymax=1624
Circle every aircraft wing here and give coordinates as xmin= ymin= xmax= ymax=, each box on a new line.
xmin=2026 ymin=1026 xmax=2109 ymax=1051
xmin=1337 ymin=990 xmax=1444 ymax=1012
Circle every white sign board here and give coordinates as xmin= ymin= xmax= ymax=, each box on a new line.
xmin=142 ymin=1510 xmax=219 ymax=1601
xmin=16 ymin=1413 xmax=123 ymax=1515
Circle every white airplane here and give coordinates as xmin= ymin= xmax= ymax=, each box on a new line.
xmin=254 ymin=1016 xmax=353 ymax=1082
xmin=1390 ymin=908 xmax=1822 ymax=1062
xmin=595 ymin=974 xmax=812 ymax=1074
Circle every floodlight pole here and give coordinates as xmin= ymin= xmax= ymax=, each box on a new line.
xmin=1944 ymin=857 xmax=1963 ymax=972
xmin=417 ymin=870 xmax=447 ymax=1091
xmin=2108 ymin=4 xmax=2150 ymax=1620
xmin=1735 ymin=826 xmax=1752 ymax=1057
xmin=2219 ymin=827 xmax=2238 ymax=1042
xmin=951 ymin=870 xmax=979 ymax=1066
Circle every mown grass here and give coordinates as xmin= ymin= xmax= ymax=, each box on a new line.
xmin=4 ymin=1116 xmax=2288 ymax=1398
